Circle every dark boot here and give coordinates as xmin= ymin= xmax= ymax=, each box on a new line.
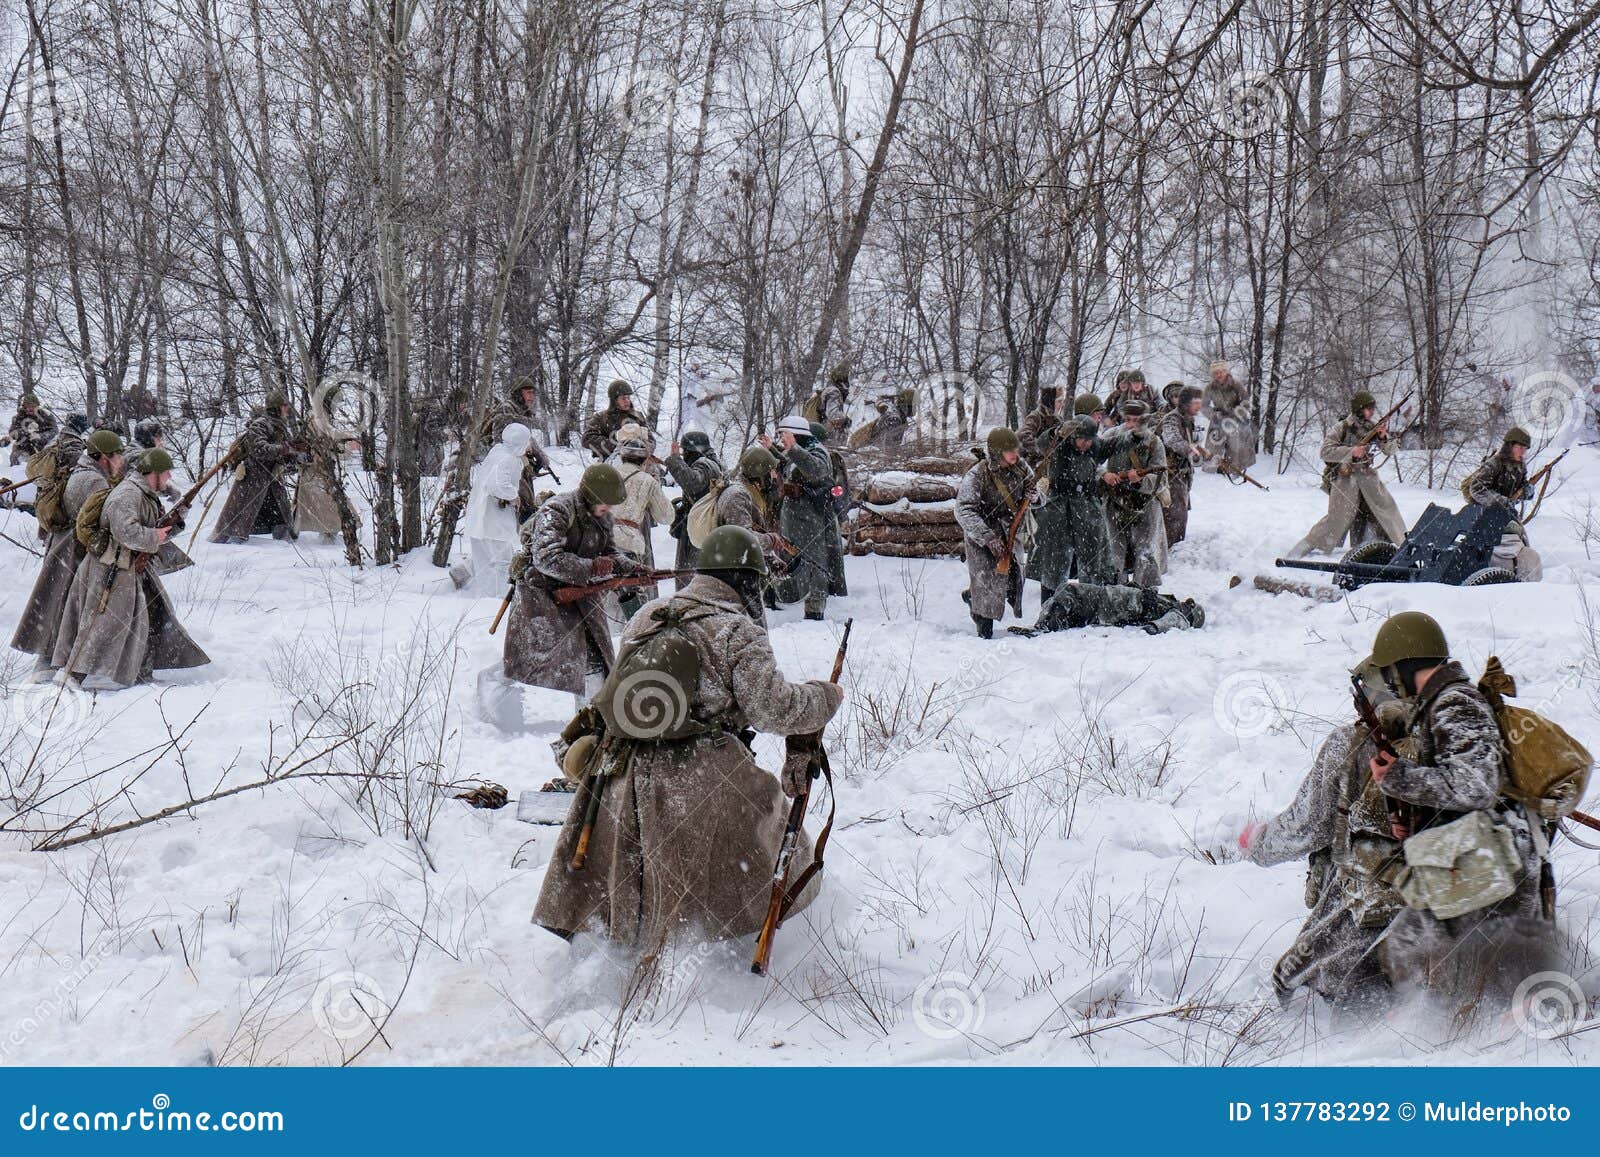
xmin=763 ymin=586 xmax=780 ymax=611
xmin=804 ymin=610 xmax=825 ymax=622
xmin=972 ymin=614 xmax=993 ymax=640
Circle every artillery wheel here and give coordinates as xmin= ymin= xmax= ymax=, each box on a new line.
xmin=1463 ymin=566 xmax=1516 ymax=587
xmin=1340 ymin=540 xmax=1397 ymax=567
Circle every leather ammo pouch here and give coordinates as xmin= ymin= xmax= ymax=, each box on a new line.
xmin=1395 ymin=810 xmax=1521 ymax=920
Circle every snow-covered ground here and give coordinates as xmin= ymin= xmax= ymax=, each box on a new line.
xmin=2 ymin=445 xmax=1597 ymax=1066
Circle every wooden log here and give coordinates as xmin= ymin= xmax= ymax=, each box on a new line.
xmin=854 ymin=503 xmax=959 ymax=527
xmin=854 ymin=524 xmax=964 ymax=546
xmin=849 ymin=540 xmax=964 ymax=559
xmin=864 ymin=477 xmax=960 ymax=505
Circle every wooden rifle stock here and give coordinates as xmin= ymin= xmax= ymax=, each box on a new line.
xmin=1217 ymin=459 xmax=1270 ymax=491
xmin=1338 ymin=393 xmax=1411 ymax=476
xmin=995 ymin=425 xmax=1067 ymax=576
xmin=0 ymin=476 xmax=30 ymax=500
xmin=489 ymin=582 xmax=514 ymax=634
xmin=752 ymin=618 xmax=851 ymax=976
xmin=552 ymin=569 xmax=685 ymax=605
xmin=1352 ymin=675 xmax=1415 ymax=839
xmin=1522 ymin=449 xmax=1567 ymax=524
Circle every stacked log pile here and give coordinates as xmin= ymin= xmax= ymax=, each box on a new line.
xmin=845 ymin=453 xmax=973 ymax=559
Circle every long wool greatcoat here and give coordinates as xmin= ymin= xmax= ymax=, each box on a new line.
xmin=1246 ymin=723 xmax=1402 ymax=1003
xmin=1099 ymin=426 xmax=1167 ymax=590
xmin=1293 ymin=414 xmax=1407 ymax=553
xmin=210 ymin=409 xmax=302 ymax=541
xmin=532 ymin=574 xmax=840 ymax=945
xmin=11 ymin=455 xmax=112 ymax=660
xmin=1200 ymin=373 xmax=1257 ymax=470
xmin=954 ymin=456 xmax=1033 ymax=621
xmin=1033 ymin=434 xmax=1113 ymax=590
xmin=503 ymin=489 xmax=632 ymax=695
xmin=52 ymin=474 xmax=209 ymax=687
xmin=776 ymin=441 xmax=843 ymax=606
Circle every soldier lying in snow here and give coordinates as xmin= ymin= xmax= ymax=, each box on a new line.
xmin=1007 ymin=583 xmax=1203 ymax=638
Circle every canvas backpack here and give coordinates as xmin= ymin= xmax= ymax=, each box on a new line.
xmin=685 ymin=479 xmax=730 ymax=548
xmin=74 ymin=480 xmax=114 ymax=555
xmin=26 ymin=442 xmax=76 ymax=533
xmin=591 ymin=603 xmax=717 ymax=741
xmin=801 ymin=391 xmax=822 ymax=423
xmin=1477 ymin=657 xmax=1592 ymax=821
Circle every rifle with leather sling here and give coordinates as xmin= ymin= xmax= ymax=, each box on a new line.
xmin=1351 ymin=674 xmax=1416 ymax=841
xmin=752 ymin=618 xmax=851 ymax=976
xmin=489 ymin=581 xmax=515 ymax=634
xmin=1521 ymin=448 xmax=1567 ymax=524
xmin=1337 ymin=393 xmax=1411 ymax=477
xmin=553 ymin=568 xmax=687 ymax=605
xmin=0 ymin=476 xmax=30 ymax=500
xmin=1216 ymin=458 xmax=1270 ymax=490
xmin=995 ymin=426 xmax=1067 ymax=576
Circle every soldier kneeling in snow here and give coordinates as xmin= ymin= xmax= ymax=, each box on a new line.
xmin=1007 ymin=583 xmax=1203 ymax=638
xmin=1462 ymin=426 xmax=1542 ymax=581
xmin=533 ymin=525 xmax=845 ymax=946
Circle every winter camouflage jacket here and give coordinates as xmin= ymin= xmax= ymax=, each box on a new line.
xmin=581 ymin=403 xmax=644 ymax=460
xmin=1465 ymin=450 xmax=1527 ymax=509
xmin=664 ymin=450 xmax=723 ymax=509
xmin=1201 ymin=374 xmax=1249 ymax=422
xmin=1017 ymin=404 xmax=1060 ymax=464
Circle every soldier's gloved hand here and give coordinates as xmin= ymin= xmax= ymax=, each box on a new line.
xmin=781 ymin=734 xmax=820 ymax=797
xmin=591 ymin=556 xmax=615 ymax=580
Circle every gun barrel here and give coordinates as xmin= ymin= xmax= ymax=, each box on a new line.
xmin=1273 ymin=557 xmax=1413 ymax=580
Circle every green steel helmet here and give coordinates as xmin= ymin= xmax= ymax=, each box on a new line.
xmin=1073 ymin=392 xmax=1103 ymax=416
xmin=607 ymin=378 xmax=633 ymax=401
xmin=986 ymin=427 xmax=1021 ymax=456
xmin=738 ymin=446 xmax=779 ymax=480
xmin=808 ymin=420 xmax=829 ymax=443
xmin=1124 ymin=367 xmax=1146 ymax=384
xmin=85 ymin=430 xmax=124 ymax=458
xmin=1114 ymin=369 xmax=1134 ymax=387
xmin=828 ymin=361 xmax=851 ymax=385
xmin=138 ymin=447 xmax=174 ymax=475
xmin=1503 ymin=426 xmax=1532 ymax=448
xmin=579 ymin=463 xmax=627 ymax=506
xmin=20 ymin=392 xmax=40 ymax=408
xmin=697 ymin=524 xmax=769 ymax=575
xmin=265 ymin=389 xmax=289 ymax=410
xmin=1350 ymin=390 xmax=1376 ymax=414
xmin=680 ymin=429 xmax=712 ymax=455
xmin=1368 ymin=611 xmax=1449 ymax=669
xmin=1069 ymin=416 xmax=1098 ymax=440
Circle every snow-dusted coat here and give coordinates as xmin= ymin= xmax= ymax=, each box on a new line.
xmin=52 ymin=474 xmax=209 ymax=686
xmin=7 ymin=406 xmax=57 ymax=463
xmin=294 ymin=432 xmax=360 ymax=536
xmin=715 ymin=477 xmax=786 ymax=564
xmin=502 ymin=489 xmax=631 ymax=694
xmin=210 ymin=409 xmax=302 ymax=541
xmin=955 ymin=456 xmax=1032 ymax=621
xmin=776 ymin=441 xmax=841 ymax=607
xmin=1100 ymin=426 xmax=1167 ymax=589
xmin=532 ymin=575 xmax=841 ymax=944
xmin=1247 ymin=724 xmax=1403 ymax=1001
xmin=11 ymin=454 xmax=113 ymax=660
xmin=1200 ymin=373 xmax=1257 ymax=470
xmin=1292 ymin=414 xmax=1406 ymax=552
xmin=1158 ymin=406 xmax=1199 ymax=546
xmin=1377 ymin=664 xmax=1543 ymax=989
